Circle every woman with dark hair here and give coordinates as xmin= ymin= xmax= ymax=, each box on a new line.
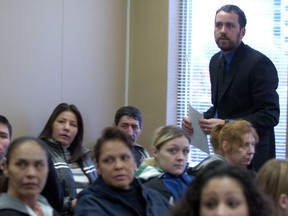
xmin=0 ymin=136 xmax=60 ymax=216
xmin=39 ymin=103 xmax=97 ymax=215
xmin=74 ymin=127 xmax=169 ymax=216
xmin=171 ymin=165 xmax=275 ymax=216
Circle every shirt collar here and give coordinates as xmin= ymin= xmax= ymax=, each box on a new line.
xmin=220 ymin=49 xmax=235 ymax=65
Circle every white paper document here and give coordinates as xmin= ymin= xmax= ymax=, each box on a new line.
xmin=189 ymin=104 xmax=210 ymax=154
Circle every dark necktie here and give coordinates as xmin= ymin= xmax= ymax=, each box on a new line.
xmin=217 ymin=55 xmax=227 ymax=103
xmin=221 ymin=55 xmax=227 ymax=82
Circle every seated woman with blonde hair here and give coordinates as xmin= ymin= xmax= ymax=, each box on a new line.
xmin=136 ymin=125 xmax=194 ymax=204
xmin=256 ymin=159 xmax=288 ymax=216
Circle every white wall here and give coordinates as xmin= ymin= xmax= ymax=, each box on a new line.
xmin=0 ymin=0 xmax=127 ymax=148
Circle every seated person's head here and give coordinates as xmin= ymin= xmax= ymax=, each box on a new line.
xmin=171 ymin=165 xmax=274 ymax=216
xmin=39 ymin=103 xmax=83 ymax=149
xmin=3 ymin=137 xmax=49 ymax=203
xmin=211 ymin=120 xmax=258 ymax=168
xmin=256 ymin=159 xmax=288 ymax=216
xmin=94 ymin=127 xmax=136 ymax=190
xmin=113 ymin=106 xmax=142 ymax=145
xmin=144 ymin=125 xmax=190 ymax=176
xmin=0 ymin=115 xmax=12 ymax=162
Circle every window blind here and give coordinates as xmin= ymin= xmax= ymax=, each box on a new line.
xmin=177 ymin=0 xmax=288 ymax=164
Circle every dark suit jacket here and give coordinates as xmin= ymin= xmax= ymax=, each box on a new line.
xmin=205 ymin=42 xmax=279 ymax=171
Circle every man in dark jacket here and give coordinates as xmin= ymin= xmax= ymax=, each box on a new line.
xmin=113 ymin=106 xmax=150 ymax=167
xmin=182 ymin=5 xmax=279 ymax=171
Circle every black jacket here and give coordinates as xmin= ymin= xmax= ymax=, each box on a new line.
xmin=206 ymin=42 xmax=279 ymax=170
xmin=41 ymin=153 xmax=64 ymax=214
xmin=42 ymin=138 xmax=97 ymax=215
xmin=74 ymin=176 xmax=169 ymax=216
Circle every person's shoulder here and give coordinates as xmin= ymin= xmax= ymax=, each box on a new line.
xmin=37 ymin=194 xmax=52 ymax=205
xmin=81 ymin=147 xmax=91 ymax=154
xmin=0 ymin=209 xmax=29 ymax=216
xmin=239 ymin=43 xmax=270 ymax=60
xmin=143 ymin=188 xmax=170 ymax=215
xmin=242 ymin=43 xmax=262 ymax=54
xmin=136 ymin=164 xmax=163 ymax=179
xmin=37 ymin=195 xmax=60 ymax=216
xmin=140 ymin=177 xmax=173 ymax=202
xmin=80 ymin=148 xmax=96 ymax=165
xmin=0 ymin=194 xmax=30 ymax=215
xmin=143 ymin=176 xmax=163 ymax=187
xmin=78 ymin=177 xmax=109 ymax=200
xmin=74 ymin=188 xmax=107 ymax=216
xmin=238 ymin=44 xmax=276 ymax=71
xmin=77 ymin=190 xmax=97 ymax=201
xmin=0 ymin=193 xmax=18 ymax=206
xmin=210 ymin=51 xmax=221 ymax=61
xmin=187 ymin=155 xmax=227 ymax=176
xmin=134 ymin=143 xmax=148 ymax=152
xmin=181 ymin=172 xmax=195 ymax=183
xmin=76 ymin=187 xmax=102 ymax=209
xmin=134 ymin=143 xmax=144 ymax=148
xmin=42 ymin=139 xmax=62 ymax=155
xmin=78 ymin=180 xmax=99 ymax=196
xmin=196 ymin=154 xmax=226 ymax=167
xmin=133 ymin=144 xmax=150 ymax=160
xmin=136 ymin=176 xmax=162 ymax=190
xmin=144 ymin=184 xmax=165 ymax=195
xmin=142 ymin=185 xmax=169 ymax=205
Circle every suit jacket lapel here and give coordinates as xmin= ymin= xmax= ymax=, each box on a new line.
xmin=211 ymin=54 xmax=221 ymax=106
xmin=217 ymin=42 xmax=245 ymax=103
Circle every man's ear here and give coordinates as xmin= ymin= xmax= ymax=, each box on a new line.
xmin=240 ymin=27 xmax=246 ymax=39
xmin=138 ymin=123 xmax=143 ymax=134
xmin=112 ymin=122 xmax=116 ymax=127
xmin=279 ymin=193 xmax=288 ymax=210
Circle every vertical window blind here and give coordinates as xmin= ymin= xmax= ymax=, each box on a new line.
xmin=177 ymin=0 xmax=288 ymax=164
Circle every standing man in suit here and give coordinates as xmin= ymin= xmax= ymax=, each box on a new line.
xmin=182 ymin=4 xmax=279 ymax=171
